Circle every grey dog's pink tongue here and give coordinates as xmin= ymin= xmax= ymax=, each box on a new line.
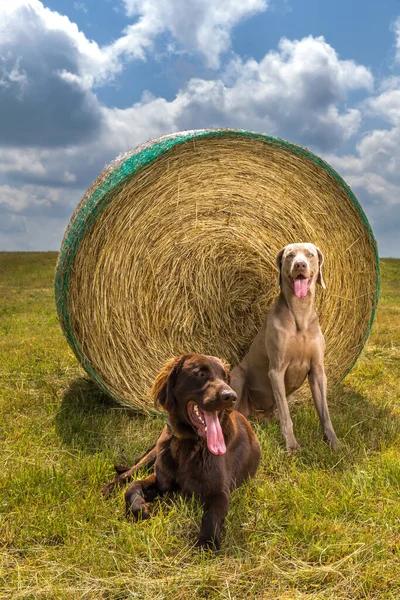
xmin=203 ymin=411 xmax=226 ymax=455
xmin=294 ymin=277 xmax=309 ymax=298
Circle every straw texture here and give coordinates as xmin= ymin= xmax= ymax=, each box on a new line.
xmin=55 ymin=129 xmax=379 ymax=411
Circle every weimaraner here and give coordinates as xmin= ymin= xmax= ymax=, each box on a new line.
xmin=230 ymin=242 xmax=339 ymax=452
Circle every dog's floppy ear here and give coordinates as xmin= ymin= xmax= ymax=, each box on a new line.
xmin=150 ymin=355 xmax=186 ymax=413
xmin=275 ymin=247 xmax=285 ymax=287
xmin=316 ymin=246 xmax=326 ymax=289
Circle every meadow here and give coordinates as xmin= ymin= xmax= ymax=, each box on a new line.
xmin=0 ymin=252 xmax=399 ymax=600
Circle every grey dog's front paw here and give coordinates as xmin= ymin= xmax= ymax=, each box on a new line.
xmin=286 ymin=438 xmax=301 ymax=453
xmin=325 ymin=433 xmax=341 ymax=450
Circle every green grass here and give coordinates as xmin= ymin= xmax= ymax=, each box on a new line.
xmin=0 ymin=252 xmax=399 ymax=600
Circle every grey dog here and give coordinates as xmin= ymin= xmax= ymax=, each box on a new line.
xmin=230 ymin=242 xmax=339 ymax=452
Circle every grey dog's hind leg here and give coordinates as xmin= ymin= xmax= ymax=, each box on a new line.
xmin=230 ymin=365 xmax=250 ymax=416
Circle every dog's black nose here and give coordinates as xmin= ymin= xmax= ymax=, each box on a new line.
xmin=220 ymin=390 xmax=237 ymax=405
xmin=294 ymin=260 xmax=307 ymax=270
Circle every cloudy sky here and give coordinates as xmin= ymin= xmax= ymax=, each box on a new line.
xmin=1 ymin=0 xmax=400 ymax=256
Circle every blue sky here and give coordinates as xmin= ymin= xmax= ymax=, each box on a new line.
xmin=1 ymin=0 xmax=400 ymax=255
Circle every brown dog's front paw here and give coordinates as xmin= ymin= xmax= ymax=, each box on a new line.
xmin=125 ymin=487 xmax=151 ymax=521
xmin=126 ymin=502 xmax=150 ymax=521
xmin=195 ymin=536 xmax=220 ymax=551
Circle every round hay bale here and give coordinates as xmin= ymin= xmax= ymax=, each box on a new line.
xmin=55 ymin=129 xmax=379 ymax=412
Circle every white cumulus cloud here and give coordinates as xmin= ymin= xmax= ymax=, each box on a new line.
xmin=119 ymin=0 xmax=268 ymax=68
xmin=103 ymin=36 xmax=373 ymax=151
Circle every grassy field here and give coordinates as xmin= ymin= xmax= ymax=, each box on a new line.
xmin=0 ymin=252 xmax=399 ymax=600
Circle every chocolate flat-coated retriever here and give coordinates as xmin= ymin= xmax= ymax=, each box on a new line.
xmin=102 ymin=353 xmax=260 ymax=550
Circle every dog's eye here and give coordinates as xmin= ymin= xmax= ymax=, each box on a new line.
xmin=194 ymin=370 xmax=206 ymax=378
xmin=286 ymin=252 xmax=294 ymax=258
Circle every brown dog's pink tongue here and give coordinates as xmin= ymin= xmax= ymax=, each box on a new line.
xmin=204 ymin=411 xmax=226 ymax=455
xmin=294 ymin=277 xmax=309 ymax=298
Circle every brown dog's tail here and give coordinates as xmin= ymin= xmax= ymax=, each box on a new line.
xmin=113 ymin=441 xmax=158 ymax=475
xmin=102 ymin=437 xmax=160 ymax=497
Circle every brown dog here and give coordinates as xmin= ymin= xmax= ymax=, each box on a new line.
xmin=103 ymin=353 xmax=260 ymax=549
xmin=231 ymin=243 xmax=339 ymax=452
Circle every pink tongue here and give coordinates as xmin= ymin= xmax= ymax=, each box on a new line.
xmin=294 ymin=277 xmax=309 ymax=298
xmin=204 ymin=411 xmax=226 ymax=455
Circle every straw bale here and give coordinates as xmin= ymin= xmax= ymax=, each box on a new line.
xmin=55 ymin=129 xmax=379 ymax=411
